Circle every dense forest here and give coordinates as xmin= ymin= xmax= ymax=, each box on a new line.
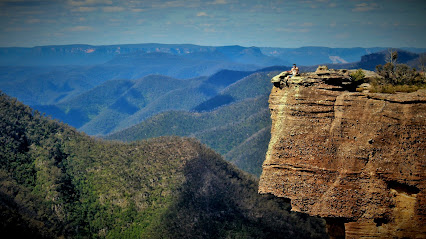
xmin=0 ymin=91 xmax=327 ymax=238
xmin=105 ymin=96 xmax=271 ymax=177
xmin=104 ymin=71 xmax=281 ymax=177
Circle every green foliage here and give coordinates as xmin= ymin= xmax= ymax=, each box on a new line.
xmin=107 ymin=71 xmax=277 ymax=176
xmin=106 ymin=95 xmax=272 ymax=176
xmin=370 ymin=52 xmax=426 ymax=93
xmin=349 ymin=69 xmax=365 ymax=83
xmin=224 ymin=126 xmax=271 ymax=177
xmin=372 ymin=62 xmax=426 ymax=93
xmin=192 ymin=94 xmax=235 ymax=112
xmin=29 ymin=70 xmax=275 ymax=136
xmin=368 ymin=81 xmax=423 ymax=94
xmin=51 ymin=75 xmax=209 ymax=135
xmin=219 ymin=71 xmax=276 ymax=101
xmin=376 ymin=63 xmax=424 ymax=85
xmin=34 ymin=70 xmax=264 ymax=135
xmin=386 ymin=48 xmax=398 ymax=65
xmin=374 ymin=51 xmax=425 ymax=88
xmin=0 ymin=91 xmax=328 ymax=238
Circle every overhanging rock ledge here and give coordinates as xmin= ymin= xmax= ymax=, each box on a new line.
xmin=259 ymin=68 xmax=426 ymax=238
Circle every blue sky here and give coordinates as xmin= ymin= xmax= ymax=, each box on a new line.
xmin=0 ymin=0 xmax=425 ymax=48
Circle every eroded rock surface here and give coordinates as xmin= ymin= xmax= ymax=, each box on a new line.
xmin=259 ymin=68 xmax=426 ymax=238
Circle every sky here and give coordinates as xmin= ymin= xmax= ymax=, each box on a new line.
xmin=0 ymin=0 xmax=425 ymax=48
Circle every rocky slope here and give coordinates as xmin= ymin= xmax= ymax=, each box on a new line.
xmin=259 ymin=68 xmax=425 ymax=238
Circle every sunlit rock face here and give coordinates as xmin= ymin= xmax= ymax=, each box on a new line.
xmin=259 ymin=68 xmax=426 ymax=238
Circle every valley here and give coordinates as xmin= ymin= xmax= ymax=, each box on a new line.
xmin=1 ymin=43 xmax=425 ymax=238
xmin=1 ymin=44 xmax=424 ymax=177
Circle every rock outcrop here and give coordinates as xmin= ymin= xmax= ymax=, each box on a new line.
xmin=259 ymin=67 xmax=426 ymax=238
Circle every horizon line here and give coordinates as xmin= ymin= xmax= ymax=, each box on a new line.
xmin=1 ymin=43 xmax=425 ymax=50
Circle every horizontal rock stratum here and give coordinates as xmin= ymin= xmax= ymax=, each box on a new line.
xmin=259 ymin=68 xmax=425 ymax=238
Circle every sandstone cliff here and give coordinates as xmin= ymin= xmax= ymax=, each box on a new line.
xmin=259 ymin=68 xmax=426 ymax=238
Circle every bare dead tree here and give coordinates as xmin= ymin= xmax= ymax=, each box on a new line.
xmin=418 ymin=54 xmax=426 ymax=73
xmin=385 ymin=48 xmax=398 ymax=65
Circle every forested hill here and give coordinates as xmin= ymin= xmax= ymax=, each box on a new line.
xmin=0 ymin=91 xmax=327 ymax=238
xmin=104 ymin=71 xmax=280 ymax=177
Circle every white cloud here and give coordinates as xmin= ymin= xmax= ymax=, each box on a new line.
xmin=102 ymin=6 xmax=125 ymax=12
xmin=68 ymin=25 xmax=93 ymax=31
xmin=204 ymin=28 xmax=217 ymax=32
xmin=352 ymin=2 xmax=379 ymax=12
xmin=71 ymin=6 xmax=97 ymax=12
xmin=151 ymin=1 xmax=185 ymax=8
xmin=276 ymin=27 xmax=311 ymax=33
xmin=196 ymin=11 xmax=208 ymax=17
xmin=131 ymin=8 xmax=145 ymax=12
xmin=68 ymin=0 xmax=112 ymax=6
xmin=123 ymin=30 xmax=137 ymax=35
xmin=129 ymin=0 xmax=202 ymax=10
xmin=209 ymin=0 xmax=227 ymax=4
xmin=287 ymin=22 xmax=314 ymax=27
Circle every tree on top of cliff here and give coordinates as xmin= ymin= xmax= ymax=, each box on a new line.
xmin=372 ymin=51 xmax=426 ymax=93
xmin=418 ymin=54 xmax=426 ymax=73
xmin=385 ymin=48 xmax=398 ymax=65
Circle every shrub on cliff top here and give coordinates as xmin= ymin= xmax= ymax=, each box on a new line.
xmin=370 ymin=53 xmax=426 ymax=93
xmin=350 ymin=69 xmax=365 ymax=83
xmin=368 ymin=81 xmax=422 ymax=94
xmin=372 ymin=63 xmax=425 ymax=93
xmin=376 ymin=63 xmax=424 ymax=86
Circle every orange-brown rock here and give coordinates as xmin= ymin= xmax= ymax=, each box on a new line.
xmin=259 ymin=68 xmax=426 ymax=238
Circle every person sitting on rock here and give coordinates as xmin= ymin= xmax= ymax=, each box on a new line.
xmin=285 ymin=64 xmax=299 ymax=80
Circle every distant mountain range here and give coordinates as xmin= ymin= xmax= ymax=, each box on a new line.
xmin=0 ymin=44 xmax=287 ymax=67
xmin=31 ymin=68 xmax=280 ymax=136
xmin=2 ymin=44 xmax=424 ymax=108
xmin=29 ymin=69 xmax=280 ymax=176
xmin=319 ymin=49 xmax=424 ymax=71
xmin=260 ymin=46 xmax=425 ymax=66
xmin=2 ymin=43 xmax=424 ymax=67
xmin=1 ymin=44 xmax=425 ymax=176
xmin=0 ymin=44 xmax=287 ymax=107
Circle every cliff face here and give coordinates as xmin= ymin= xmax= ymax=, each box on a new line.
xmin=259 ymin=69 xmax=426 ymax=238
